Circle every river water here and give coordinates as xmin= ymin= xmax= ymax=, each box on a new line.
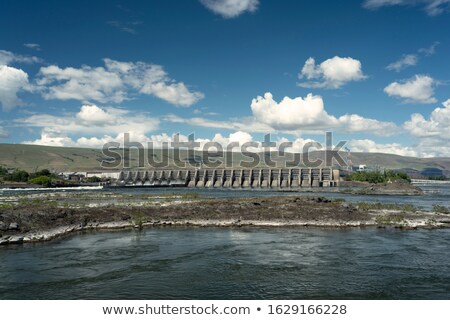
xmin=0 ymin=184 xmax=449 ymax=299
xmin=0 ymin=228 xmax=449 ymax=299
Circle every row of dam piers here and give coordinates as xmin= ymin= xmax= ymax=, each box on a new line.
xmin=109 ymin=168 xmax=340 ymax=188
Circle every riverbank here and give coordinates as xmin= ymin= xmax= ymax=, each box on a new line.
xmin=1 ymin=192 xmax=449 ymax=245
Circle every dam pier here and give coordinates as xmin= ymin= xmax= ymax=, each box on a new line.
xmin=109 ymin=168 xmax=340 ymax=188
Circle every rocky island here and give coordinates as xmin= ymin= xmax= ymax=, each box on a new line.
xmin=1 ymin=191 xmax=449 ymax=245
xmin=343 ymin=180 xmax=424 ymax=195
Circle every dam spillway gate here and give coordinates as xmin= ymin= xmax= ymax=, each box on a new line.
xmin=110 ymin=168 xmax=340 ymax=188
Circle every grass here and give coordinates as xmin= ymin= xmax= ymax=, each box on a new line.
xmin=356 ymin=202 xmax=418 ymax=212
xmin=433 ymin=205 xmax=450 ymax=214
xmin=181 ymin=192 xmax=202 ymax=199
xmin=131 ymin=210 xmax=146 ymax=228
xmin=0 ymin=202 xmax=14 ymax=209
xmin=375 ymin=213 xmax=406 ymax=225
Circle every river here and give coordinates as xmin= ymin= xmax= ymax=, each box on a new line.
xmin=0 ymin=184 xmax=449 ymax=299
xmin=0 ymin=227 xmax=449 ymax=299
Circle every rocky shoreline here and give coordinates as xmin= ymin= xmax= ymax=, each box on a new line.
xmin=1 ymin=193 xmax=449 ymax=245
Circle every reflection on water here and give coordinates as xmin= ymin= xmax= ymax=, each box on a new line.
xmin=1 ymin=227 xmax=449 ymax=299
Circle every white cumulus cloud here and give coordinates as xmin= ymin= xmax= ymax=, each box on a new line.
xmin=384 ymin=75 xmax=436 ymax=104
xmin=37 ymin=64 xmax=125 ymax=103
xmin=250 ymin=92 xmax=397 ymax=135
xmin=0 ymin=49 xmax=42 ymax=65
xmin=347 ymin=139 xmax=418 ymax=157
xmin=17 ymin=104 xmax=159 ymax=141
xmin=298 ymin=56 xmax=366 ymax=89
xmin=398 ymin=99 xmax=450 ymax=157
xmin=404 ymin=99 xmax=450 ymax=138
xmin=0 ymin=65 xmax=32 ymax=111
xmin=200 ymin=0 xmax=259 ymax=18
xmin=36 ymin=58 xmax=204 ymax=107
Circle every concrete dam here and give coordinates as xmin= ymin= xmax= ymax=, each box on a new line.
xmin=110 ymin=168 xmax=340 ymax=188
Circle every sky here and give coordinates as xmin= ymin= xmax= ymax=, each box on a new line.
xmin=0 ymin=0 xmax=449 ymax=157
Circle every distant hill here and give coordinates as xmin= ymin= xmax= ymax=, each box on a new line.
xmin=1 ymin=143 xmax=449 ymax=177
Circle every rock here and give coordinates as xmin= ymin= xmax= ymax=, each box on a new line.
xmin=0 ymin=221 xmax=8 ymax=231
xmin=8 ymin=236 xmax=23 ymax=244
xmin=8 ymin=222 xmax=19 ymax=230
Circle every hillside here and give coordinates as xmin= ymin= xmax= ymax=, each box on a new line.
xmin=1 ymin=144 xmax=449 ymax=177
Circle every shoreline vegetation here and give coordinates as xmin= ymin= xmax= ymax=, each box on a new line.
xmin=1 ymin=192 xmax=449 ymax=246
xmin=341 ymin=171 xmax=424 ymax=195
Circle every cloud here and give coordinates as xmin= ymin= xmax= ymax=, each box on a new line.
xmin=386 ymin=42 xmax=439 ymax=72
xmin=0 ymin=65 xmax=32 ymax=111
xmin=76 ymin=104 xmax=123 ymax=126
xmin=212 ymin=131 xmax=254 ymax=146
xmin=200 ymin=0 xmax=259 ymax=18
xmin=23 ymin=43 xmax=41 ymax=51
xmin=17 ymin=104 xmax=159 ymax=139
xmin=19 ymin=125 xmax=311 ymax=153
xmin=404 ymin=99 xmax=450 ymax=138
xmin=193 ymin=108 xmax=219 ymax=116
xmin=21 ymin=122 xmax=257 ymax=149
xmin=347 ymin=139 xmax=418 ymax=157
xmin=36 ymin=58 xmax=204 ymax=106
xmin=419 ymin=41 xmax=440 ymax=56
xmin=384 ymin=75 xmax=436 ymax=104
xmin=165 ymin=113 xmax=276 ymax=135
xmin=23 ymin=129 xmax=168 ymax=148
xmin=0 ymin=126 xmax=9 ymax=138
xmin=250 ymin=92 xmax=397 ymax=135
xmin=399 ymin=99 xmax=450 ymax=157
xmin=363 ymin=0 xmax=450 ymax=16
xmin=37 ymin=64 xmax=126 ymax=103
xmin=386 ymin=54 xmax=418 ymax=72
xmin=107 ymin=21 xmax=142 ymax=34
xmin=298 ymin=56 xmax=366 ymax=89
xmin=0 ymin=49 xmax=42 ymax=65
xmin=166 ymin=92 xmax=398 ymax=136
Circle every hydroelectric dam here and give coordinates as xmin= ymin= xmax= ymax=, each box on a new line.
xmin=108 ymin=168 xmax=340 ymax=188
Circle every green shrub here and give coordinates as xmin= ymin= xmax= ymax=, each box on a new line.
xmin=28 ymin=176 xmax=52 ymax=187
xmin=4 ymin=170 xmax=29 ymax=182
xmin=86 ymin=176 xmax=101 ymax=183
xmin=347 ymin=170 xmax=410 ymax=184
xmin=0 ymin=166 xmax=8 ymax=176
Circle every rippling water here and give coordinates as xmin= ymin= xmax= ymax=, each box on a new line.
xmin=1 ymin=227 xmax=449 ymax=299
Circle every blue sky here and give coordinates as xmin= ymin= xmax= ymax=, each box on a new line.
xmin=0 ymin=0 xmax=449 ymax=157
